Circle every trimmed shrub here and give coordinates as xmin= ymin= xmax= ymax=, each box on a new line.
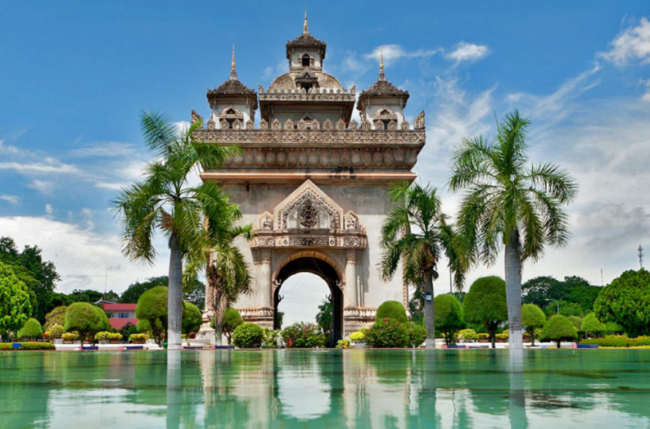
xmin=477 ymin=333 xmax=490 ymax=341
xmin=182 ymin=302 xmax=202 ymax=336
xmin=405 ymin=321 xmax=427 ymax=347
xmin=281 ymin=322 xmax=327 ymax=348
xmin=49 ymin=325 xmax=65 ymax=339
xmin=129 ymin=333 xmax=147 ymax=343
xmin=459 ymin=329 xmax=478 ymax=342
xmin=434 ymin=294 xmax=464 ymax=346
xmin=375 ymin=301 xmax=408 ymax=323
xmin=64 ymin=303 xmax=109 ymax=346
xmin=62 ymin=333 xmax=78 ymax=342
xmin=581 ymin=336 xmax=630 ymax=348
xmin=581 ymin=313 xmax=603 ymax=338
xmin=44 ymin=306 xmax=67 ymax=332
xmin=94 ymin=331 xmax=111 ymax=341
xmin=136 ymin=286 xmax=168 ymax=345
xmin=222 ymin=308 xmax=244 ymax=345
xmin=18 ymin=318 xmax=43 ymax=340
xmin=603 ymin=321 xmax=624 ymax=335
xmin=463 ymin=276 xmax=508 ymax=348
xmin=365 ymin=318 xmax=409 ymax=348
xmin=336 ymin=339 xmax=350 ymax=349
xmin=350 ymin=331 xmax=365 ymax=342
xmin=568 ymin=316 xmax=583 ymax=332
xmin=522 ymin=304 xmax=546 ymax=346
xmin=0 ymin=342 xmax=55 ymax=351
xmin=232 ymin=323 xmax=264 ymax=348
xmin=540 ymin=315 xmax=577 ymax=348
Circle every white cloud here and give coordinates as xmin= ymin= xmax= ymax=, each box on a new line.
xmin=0 ymin=140 xmax=19 ymax=155
xmin=69 ymin=142 xmax=136 ymax=158
xmin=444 ymin=42 xmax=490 ymax=63
xmin=600 ymin=17 xmax=650 ymax=66
xmin=0 ymin=159 xmax=81 ymax=175
xmin=0 ymin=194 xmax=19 ymax=205
xmin=45 ymin=204 xmax=54 ymax=216
xmin=0 ymin=216 xmax=168 ymax=294
xmin=27 ymin=180 xmax=56 ymax=195
xmin=365 ymin=44 xmax=437 ymax=67
xmin=642 ymin=78 xmax=650 ymax=102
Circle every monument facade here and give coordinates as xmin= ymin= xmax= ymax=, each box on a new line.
xmin=193 ymin=15 xmax=425 ymax=341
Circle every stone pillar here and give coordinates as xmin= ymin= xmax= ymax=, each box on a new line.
xmin=258 ymin=249 xmax=272 ymax=308
xmin=345 ymin=250 xmax=358 ymax=308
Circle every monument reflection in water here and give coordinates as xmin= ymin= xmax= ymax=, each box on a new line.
xmin=1 ymin=349 xmax=650 ymax=428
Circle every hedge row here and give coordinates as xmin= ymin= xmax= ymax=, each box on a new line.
xmin=0 ymin=342 xmax=56 ymax=351
xmin=580 ymin=336 xmax=650 ymax=348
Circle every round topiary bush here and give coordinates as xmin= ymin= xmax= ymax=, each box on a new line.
xmin=405 ymin=321 xmax=427 ymax=347
xmin=281 ymin=322 xmax=327 ymax=348
xmin=49 ymin=324 xmax=65 ymax=339
xmin=459 ymin=329 xmax=478 ymax=342
xmin=64 ymin=303 xmax=109 ymax=346
xmin=568 ymin=316 xmax=583 ymax=332
xmin=540 ymin=315 xmax=578 ymax=348
xmin=463 ymin=276 xmax=508 ymax=348
xmin=18 ymin=318 xmax=42 ymax=340
xmin=222 ymin=308 xmax=244 ymax=345
xmin=136 ymin=286 xmax=168 ymax=345
xmin=365 ymin=318 xmax=409 ymax=348
xmin=581 ymin=313 xmax=603 ymax=338
xmin=375 ymin=301 xmax=408 ymax=324
xmin=182 ymin=302 xmax=202 ymax=337
xmin=434 ymin=294 xmax=464 ymax=346
xmin=522 ymin=304 xmax=546 ymax=346
xmin=232 ymin=323 xmax=264 ymax=348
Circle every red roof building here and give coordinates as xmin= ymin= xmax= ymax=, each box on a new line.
xmin=102 ymin=303 xmax=138 ymax=330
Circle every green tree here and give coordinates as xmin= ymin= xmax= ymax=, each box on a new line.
xmin=64 ymin=302 xmax=109 ymax=346
xmin=120 ymin=276 xmax=168 ymax=303
xmin=540 ymin=315 xmax=577 ymax=348
xmin=221 ymin=307 xmax=243 ymax=345
xmin=375 ymin=300 xmax=408 ymax=323
xmin=379 ymin=182 xmax=466 ymax=348
xmin=135 ymin=286 xmax=169 ymax=346
xmin=449 ymin=110 xmax=578 ymax=348
xmin=463 ymin=276 xmax=508 ymax=348
xmin=594 ymin=269 xmax=650 ymax=337
xmin=182 ymin=302 xmax=202 ymax=345
xmin=189 ymin=217 xmax=253 ymax=347
xmin=0 ymin=262 xmax=33 ymax=339
xmin=581 ymin=313 xmax=603 ymax=338
xmin=316 ymin=300 xmax=333 ymax=337
xmin=434 ymin=294 xmax=464 ymax=346
xmin=521 ymin=304 xmax=545 ymax=346
xmin=18 ymin=318 xmax=43 ymax=340
xmin=113 ymin=112 xmax=240 ymax=350
xmin=0 ymin=237 xmax=60 ymax=322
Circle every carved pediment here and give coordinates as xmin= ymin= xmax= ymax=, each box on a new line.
xmin=274 ymin=180 xmax=342 ymax=231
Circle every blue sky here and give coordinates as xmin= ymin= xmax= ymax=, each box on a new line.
xmin=1 ymin=1 xmax=650 ymax=322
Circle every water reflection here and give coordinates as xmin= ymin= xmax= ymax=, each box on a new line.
xmin=2 ymin=349 xmax=650 ymax=428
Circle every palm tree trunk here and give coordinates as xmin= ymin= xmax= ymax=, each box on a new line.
xmin=214 ymin=295 xmax=227 ymax=347
xmin=424 ymin=268 xmax=435 ymax=349
xmin=167 ymin=233 xmax=183 ymax=351
xmin=505 ymin=231 xmax=523 ymax=350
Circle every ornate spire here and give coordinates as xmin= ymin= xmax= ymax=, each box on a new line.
xmin=303 ymin=6 xmax=309 ymax=34
xmin=229 ymin=45 xmax=237 ymax=80
xmin=378 ymin=48 xmax=385 ymax=81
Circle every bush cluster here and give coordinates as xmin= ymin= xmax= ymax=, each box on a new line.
xmin=365 ymin=318 xmax=409 ymax=348
xmin=281 ymin=322 xmax=326 ymax=348
xmin=336 ymin=339 xmax=350 ymax=349
xmin=0 ymin=342 xmax=55 ymax=351
xmin=405 ymin=321 xmax=427 ymax=347
xmin=261 ymin=328 xmax=280 ymax=348
xmin=459 ymin=329 xmax=478 ymax=342
xmin=232 ymin=323 xmax=264 ymax=348
xmin=94 ymin=331 xmax=123 ymax=342
xmin=49 ymin=325 xmax=65 ymax=339
xmin=350 ymin=331 xmax=365 ymax=342
xmin=375 ymin=301 xmax=408 ymax=323
xmin=129 ymin=333 xmax=147 ymax=343
xmin=580 ymin=336 xmax=650 ymax=348
xmin=61 ymin=333 xmax=79 ymax=342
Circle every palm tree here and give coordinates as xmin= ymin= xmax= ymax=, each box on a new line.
xmin=203 ymin=222 xmax=254 ymax=346
xmin=449 ymin=110 xmax=577 ymax=349
xmin=114 ymin=112 xmax=240 ymax=350
xmin=380 ymin=182 xmax=466 ymax=349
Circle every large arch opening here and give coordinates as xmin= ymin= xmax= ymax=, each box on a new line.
xmin=273 ymin=255 xmax=344 ymax=346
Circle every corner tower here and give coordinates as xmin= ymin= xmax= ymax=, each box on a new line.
xmin=193 ymin=18 xmax=426 ymax=342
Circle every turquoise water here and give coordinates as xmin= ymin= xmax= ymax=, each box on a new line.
xmin=1 ymin=349 xmax=649 ymax=428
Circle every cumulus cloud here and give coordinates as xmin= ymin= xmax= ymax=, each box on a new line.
xmin=365 ymin=44 xmax=437 ymax=67
xmin=27 ymin=180 xmax=57 ymax=195
xmin=0 ymin=194 xmax=19 ymax=205
xmin=0 ymin=216 xmax=168 ymax=294
xmin=444 ymin=42 xmax=490 ymax=63
xmin=599 ymin=17 xmax=650 ymax=66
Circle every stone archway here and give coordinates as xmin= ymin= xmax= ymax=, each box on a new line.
xmin=272 ymin=252 xmax=345 ymax=344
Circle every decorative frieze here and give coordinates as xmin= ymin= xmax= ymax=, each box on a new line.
xmin=343 ymin=306 xmax=377 ymax=321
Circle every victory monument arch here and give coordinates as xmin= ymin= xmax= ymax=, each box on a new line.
xmin=193 ymin=16 xmax=425 ymax=341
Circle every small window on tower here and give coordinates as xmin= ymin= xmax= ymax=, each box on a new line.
xmin=302 ymin=54 xmax=310 ymax=67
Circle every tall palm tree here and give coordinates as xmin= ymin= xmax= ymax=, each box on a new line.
xmin=449 ymin=110 xmax=577 ymax=349
xmin=202 ymin=222 xmax=254 ymax=346
xmin=114 ymin=112 xmax=240 ymax=350
xmin=380 ymin=182 xmax=466 ymax=349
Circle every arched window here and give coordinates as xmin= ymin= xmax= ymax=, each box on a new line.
xmin=302 ymin=54 xmax=310 ymax=67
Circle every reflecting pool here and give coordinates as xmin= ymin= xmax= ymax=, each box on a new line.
xmin=1 ymin=349 xmax=649 ymax=428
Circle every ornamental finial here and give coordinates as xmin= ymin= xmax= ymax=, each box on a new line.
xmin=303 ymin=6 xmax=309 ymax=34
xmin=378 ymin=48 xmax=386 ymax=81
xmin=229 ymin=44 xmax=237 ymax=80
